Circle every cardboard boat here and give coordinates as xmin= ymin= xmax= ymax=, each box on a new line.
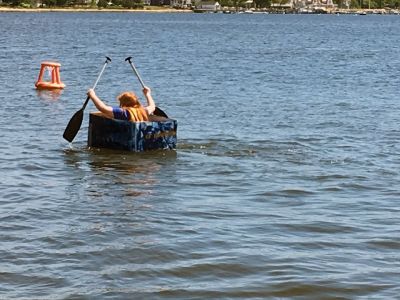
xmin=88 ymin=112 xmax=177 ymax=152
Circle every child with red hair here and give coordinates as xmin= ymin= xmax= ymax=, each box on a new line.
xmin=87 ymin=86 xmax=155 ymax=122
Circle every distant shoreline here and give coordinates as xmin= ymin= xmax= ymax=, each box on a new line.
xmin=0 ymin=7 xmax=192 ymax=13
xmin=0 ymin=6 xmax=398 ymax=15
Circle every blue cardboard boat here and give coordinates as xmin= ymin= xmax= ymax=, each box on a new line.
xmin=88 ymin=112 xmax=177 ymax=152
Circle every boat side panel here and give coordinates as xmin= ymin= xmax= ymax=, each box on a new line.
xmin=88 ymin=113 xmax=177 ymax=152
xmin=137 ymin=120 xmax=177 ymax=151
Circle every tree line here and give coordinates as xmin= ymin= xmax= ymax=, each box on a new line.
xmin=1 ymin=0 xmax=144 ymax=8
xmin=2 ymin=0 xmax=400 ymax=9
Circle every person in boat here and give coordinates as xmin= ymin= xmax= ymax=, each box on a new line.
xmin=87 ymin=87 xmax=155 ymax=122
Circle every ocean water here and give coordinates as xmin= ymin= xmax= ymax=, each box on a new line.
xmin=0 ymin=11 xmax=400 ymax=299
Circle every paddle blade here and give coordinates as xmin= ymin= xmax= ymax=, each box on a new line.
xmin=63 ymin=109 xmax=84 ymax=142
xmin=154 ymin=107 xmax=168 ymax=118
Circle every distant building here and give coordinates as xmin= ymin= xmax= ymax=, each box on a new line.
xmin=170 ymin=0 xmax=192 ymax=8
xmin=245 ymin=0 xmax=254 ymax=9
xmin=271 ymin=0 xmax=335 ymax=12
xmin=295 ymin=0 xmax=335 ymax=12
xmin=195 ymin=1 xmax=220 ymax=11
xmin=270 ymin=0 xmax=294 ymax=9
xmin=34 ymin=0 xmax=44 ymax=7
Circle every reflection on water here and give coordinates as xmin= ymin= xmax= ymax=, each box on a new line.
xmin=63 ymin=145 xmax=177 ymax=198
xmin=36 ymin=89 xmax=63 ymax=101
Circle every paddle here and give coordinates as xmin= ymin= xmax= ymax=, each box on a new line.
xmin=63 ymin=56 xmax=112 ymax=142
xmin=125 ymin=56 xmax=169 ymax=118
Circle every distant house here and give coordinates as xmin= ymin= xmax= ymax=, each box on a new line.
xmin=170 ymin=0 xmax=192 ymax=8
xmin=72 ymin=0 xmax=98 ymax=4
xmin=195 ymin=1 xmax=220 ymax=11
xmin=270 ymin=0 xmax=294 ymax=9
xmin=34 ymin=0 xmax=45 ymax=7
xmin=294 ymin=0 xmax=335 ymax=12
xmin=143 ymin=0 xmax=151 ymax=5
xmin=245 ymin=0 xmax=254 ymax=9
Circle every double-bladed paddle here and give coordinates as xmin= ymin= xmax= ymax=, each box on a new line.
xmin=125 ymin=56 xmax=169 ymax=118
xmin=63 ymin=56 xmax=111 ymax=142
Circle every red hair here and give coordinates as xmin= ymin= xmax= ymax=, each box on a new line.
xmin=117 ymin=92 xmax=140 ymax=108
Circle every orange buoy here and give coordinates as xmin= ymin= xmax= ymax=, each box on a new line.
xmin=35 ymin=61 xmax=65 ymax=90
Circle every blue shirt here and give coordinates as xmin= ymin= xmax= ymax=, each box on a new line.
xmin=112 ymin=107 xmax=130 ymax=120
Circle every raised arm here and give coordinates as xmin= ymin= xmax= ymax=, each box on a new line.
xmin=143 ymin=86 xmax=156 ymax=115
xmin=87 ymin=89 xmax=114 ymax=118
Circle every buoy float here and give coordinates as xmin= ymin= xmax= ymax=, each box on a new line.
xmin=35 ymin=61 xmax=65 ymax=90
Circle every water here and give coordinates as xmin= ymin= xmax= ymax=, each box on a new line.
xmin=1 ymin=12 xmax=400 ymax=299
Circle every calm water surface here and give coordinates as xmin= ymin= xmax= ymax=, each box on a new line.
xmin=0 ymin=12 xmax=400 ymax=299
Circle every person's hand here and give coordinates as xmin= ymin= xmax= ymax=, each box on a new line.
xmin=143 ymin=86 xmax=151 ymax=96
xmin=87 ymin=89 xmax=96 ymax=99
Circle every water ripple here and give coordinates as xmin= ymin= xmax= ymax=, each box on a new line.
xmin=1 ymin=12 xmax=400 ymax=299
